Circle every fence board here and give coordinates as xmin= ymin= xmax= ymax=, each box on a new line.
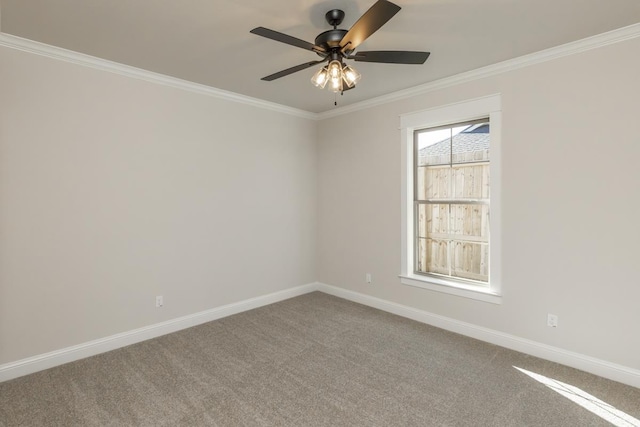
xmin=416 ymin=159 xmax=490 ymax=283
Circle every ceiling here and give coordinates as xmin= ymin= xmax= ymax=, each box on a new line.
xmin=1 ymin=0 xmax=639 ymax=113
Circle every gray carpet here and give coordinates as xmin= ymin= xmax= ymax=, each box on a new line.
xmin=1 ymin=292 xmax=639 ymax=426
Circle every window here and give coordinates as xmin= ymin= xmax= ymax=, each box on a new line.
xmin=415 ymin=119 xmax=490 ymax=283
xmin=400 ymin=95 xmax=501 ymax=303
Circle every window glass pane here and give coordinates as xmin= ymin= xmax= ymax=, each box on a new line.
xmin=416 ymin=166 xmax=426 ymax=200
xmin=416 ymin=237 xmax=427 ymax=272
xmin=452 ymin=241 xmax=489 ymax=283
xmin=417 ymin=204 xmax=450 ymax=276
xmin=417 ymin=238 xmax=449 ymax=275
xmin=416 ymin=166 xmax=451 ymax=201
xmin=451 ymin=122 xmax=490 ymax=164
xmin=452 ymin=164 xmax=490 ymax=200
xmin=417 ymin=129 xmax=451 ymax=166
xmin=416 ymin=203 xmax=426 ymax=238
xmin=417 ymin=203 xmax=449 ymax=238
xmin=449 ymin=204 xmax=489 ymax=241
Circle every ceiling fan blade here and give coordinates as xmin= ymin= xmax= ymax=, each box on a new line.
xmin=339 ymin=0 xmax=401 ymax=54
xmin=250 ymin=27 xmax=326 ymax=54
xmin=261 ymin=60 xmax=327 ymax=81
xmin=352 ymin=50 xmax=430 ymax=64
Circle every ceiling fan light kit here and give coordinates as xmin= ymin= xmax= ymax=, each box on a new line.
xmin=311 ymin=60 xmax=361 ymax=92
xmin=250 ymin=0 xmax=429 ymax=98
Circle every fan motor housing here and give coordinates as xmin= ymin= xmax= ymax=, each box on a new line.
xmin=315 ymin=29 xmax=348 ymax=51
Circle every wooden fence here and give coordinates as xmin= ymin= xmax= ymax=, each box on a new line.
xmin=415 ymin=162 xmax=490 ymax=283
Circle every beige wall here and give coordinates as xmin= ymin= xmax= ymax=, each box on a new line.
xmin=0 ymin=45 xmax=317 ymax=364
xmin=2 ymin=33 xmax=639 ymax=374
xmin=317 ymin=37 xmax=640 ymax=370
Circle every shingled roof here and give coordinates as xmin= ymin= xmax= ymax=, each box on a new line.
xmin=419 ymin=123 xmax=489 ymax=157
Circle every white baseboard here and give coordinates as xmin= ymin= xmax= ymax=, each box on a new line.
xmin=316 ymin=283 xmax=640 ymax=389
xmin=0 ymin=283 xmax=318 ymax=383
xmin=3 ymin=282 xmax=639 ymax=389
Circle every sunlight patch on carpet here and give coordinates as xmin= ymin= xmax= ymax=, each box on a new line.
xmin=514 ymin=367 xmax=640 ymax=427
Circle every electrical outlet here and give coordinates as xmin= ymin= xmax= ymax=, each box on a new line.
xmin=547 ymin=313 xmax=558 ymax=328
xmin=156 ymin=295 xmax=163 ymax=308
xmin=365 ymin=273 xmax=372 ymax=284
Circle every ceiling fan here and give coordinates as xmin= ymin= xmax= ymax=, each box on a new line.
xmin=250 ymin=0 xmax=430 ymax=93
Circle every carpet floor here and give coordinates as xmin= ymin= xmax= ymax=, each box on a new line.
xmin=1 ymin=292 xmax=639 ymax=426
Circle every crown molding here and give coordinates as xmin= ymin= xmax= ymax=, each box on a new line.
xmin=0 ymin=32 xmax=317 ymax=120
xmin=316 ymin=23 xmax=640 ymax=120
xmin=2 ymin=23 xmax=639 ymax=122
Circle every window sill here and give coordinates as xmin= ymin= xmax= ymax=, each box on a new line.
xmin=399 ymin=274 xmax=502 ymax=304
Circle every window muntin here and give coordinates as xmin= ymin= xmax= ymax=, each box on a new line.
xmin=413 ymin=119 xmax=490 ymax=285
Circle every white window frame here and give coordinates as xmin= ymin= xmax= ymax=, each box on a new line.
xmin=400 ymin=95 xmax=502 ymax=304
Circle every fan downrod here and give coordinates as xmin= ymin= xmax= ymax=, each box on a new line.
xmin=325 ymin=9 xmax=345 ymax=27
